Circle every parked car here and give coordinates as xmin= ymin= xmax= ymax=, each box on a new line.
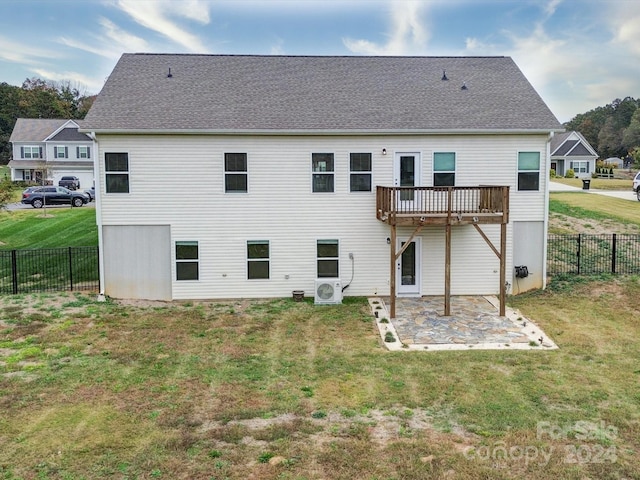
xmin=58 ymin=176 xmax=80 ymax=190
xmin=633 ymin=171 xmax=640 ymax=193
xmin=21 ymin=186 xmax=89 ymax=208
xmin=83 ymin=186 xmax=96 ymax=202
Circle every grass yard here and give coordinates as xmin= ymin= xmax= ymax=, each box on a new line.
xmin=0 ymin=208 xmax=97 ymax=249
xmin=1 ymin=277 xmax=639 ymax=479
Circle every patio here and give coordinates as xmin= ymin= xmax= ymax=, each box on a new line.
xmin=369 ymin=296 xmax=557 ymax=351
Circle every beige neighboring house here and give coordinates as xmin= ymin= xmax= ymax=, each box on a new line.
xmin=8 ymin=118 xmax=94 ymax=188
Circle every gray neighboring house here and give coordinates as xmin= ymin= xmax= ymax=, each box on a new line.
xmin=8 ymin=118 xmax=94 ymax=188
xmin=550 ymin=131 xmax=598 ymax=179
xmin=82 ymin=54 xmax=563 ymax=305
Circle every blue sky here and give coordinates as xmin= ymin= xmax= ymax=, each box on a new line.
xmin=1 ymin=0 xmax=639 ymax=122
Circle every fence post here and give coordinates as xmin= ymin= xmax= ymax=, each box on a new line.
xmin=576 ymin=234 xmax=581 ymax=275
xmin=68 ymin=246 xmax=74 ymax=291
xmin=11 ymin=250 xmax=18 ymax=295
xmin=611 ymin=234 xmax=617 ymax=274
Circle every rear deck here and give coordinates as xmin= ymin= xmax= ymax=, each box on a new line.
xmin=375 ymin=186 xmax=510 ymax=318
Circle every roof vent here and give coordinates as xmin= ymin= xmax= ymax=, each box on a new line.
xmin=167 ymin=68 xmax=173 ymax=78
xmin=441 ymin=70 xmax=448 ymax=81
xmin=461 ymin=82 xmax=468 ymax=90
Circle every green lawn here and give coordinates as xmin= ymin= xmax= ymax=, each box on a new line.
xmin=551 ymin=177 xmax=633 ymax=190
xmin=0 ymin=207 xmax=97 ymax=249
xmin=0 ymin=277 xmax=639 ymax=479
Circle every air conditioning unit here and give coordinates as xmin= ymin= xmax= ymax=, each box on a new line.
xmin=314 ymin=279 xmax=342 ymax=304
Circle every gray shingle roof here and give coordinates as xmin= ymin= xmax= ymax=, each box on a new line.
xmin=83 ymin=54 xmax=563 ymax=133
xmin=9 ymin=119 xmax=89 ymax=142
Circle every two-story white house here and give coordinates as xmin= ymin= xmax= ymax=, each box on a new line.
xmin=8 ymin=118 xmax=94 ymax=188
xmin=81 ymin=54 xmax=563 ymax=315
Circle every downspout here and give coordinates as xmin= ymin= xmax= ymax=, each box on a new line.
xmin=88 ymin=131 xmax=106 ymax=299
xmin=542 ymin=131 xmax=554 ymax=290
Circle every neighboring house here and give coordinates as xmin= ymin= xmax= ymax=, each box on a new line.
xmin=8 ymin=119 xmax=94 ymax=188
xmin=81 ymin=54 xmax=563 ymax=313
xmin=550 ymin=131 xmax=598 ymax=179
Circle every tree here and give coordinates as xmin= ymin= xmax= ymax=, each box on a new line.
xmin=622 ymin=107 xmax=640 ymax=150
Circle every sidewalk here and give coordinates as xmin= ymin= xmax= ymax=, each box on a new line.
xmin=549 ymin=181 xmax=637 ymax=201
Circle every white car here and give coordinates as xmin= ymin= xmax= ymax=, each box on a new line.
xmin=634 ymin=171 xmax=640 ymax=201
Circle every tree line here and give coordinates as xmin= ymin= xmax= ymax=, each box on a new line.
xmin=0 ymin=78 xmax=95 ymax=164
xmin=564 ymin=96 xmax=640 ymax=163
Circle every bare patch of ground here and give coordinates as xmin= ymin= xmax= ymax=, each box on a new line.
xmin=549 ymin=212 xmax=640 ymax=234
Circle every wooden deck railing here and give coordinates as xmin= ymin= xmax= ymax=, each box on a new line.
xmin=376 ymin=186 xmax=509 ymax=226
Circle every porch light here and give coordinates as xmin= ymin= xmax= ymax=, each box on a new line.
xmin=382 ymin=148 xmax=387 ymax=155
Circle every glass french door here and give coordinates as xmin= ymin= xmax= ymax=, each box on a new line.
xmin=397 ymin=238 xmax=421 ymax=295
xmin=394 ymin=152 xmax=421 ymax=209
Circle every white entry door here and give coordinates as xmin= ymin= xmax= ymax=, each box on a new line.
xmin=394 ymin=152 xmax=421 ymax=210
xmin=397 ymin=238 xmax=421 ymax=296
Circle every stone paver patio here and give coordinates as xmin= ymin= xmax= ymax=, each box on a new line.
xmin=369 ymin=296 xmax=557 ymax=351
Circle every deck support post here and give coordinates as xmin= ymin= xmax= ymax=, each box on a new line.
xmin=444 ymin=223 xmax=452 ymax=316
xmin=499 ymin=222 xmax=506 ymax=316
xmin=389 ymin=223 xmax=397 ymax=319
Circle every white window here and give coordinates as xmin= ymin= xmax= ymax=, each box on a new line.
xmin=176 ymin=241 xmax=199 ymax=281
xmin=312 ymin=153 xmax=334 ymax=193
xmin=105 ymin=152 xmax=129 ymax=193
xmin=518 ymin=152 xmax=540 ymax=191
xmin=350 ymin=153 xmax=372 ymax=192
xmin=22 ymin=146 xmax=41 ymax=159
xmin=571 ymin=161 xmax=589 ymax=174
xmin=433 ymin=152 xmax=456 ymax=186
xmin=54 ymin=146 xmax=68 ymax=159
xmin=247 ymin=240 xmax=269 ymax=279
xmin=317 ymin=239 xmax=339 ymax=278
xmin=77 ymin=146 xmax=91 ymax=159
xmin=224 ymin=153 xmax=248 ymax=193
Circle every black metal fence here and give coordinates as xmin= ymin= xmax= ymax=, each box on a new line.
xmin=548 ymin=234 xmax=640 ymax=275
xmin=0 ymin=246 xmax=99 ymax=294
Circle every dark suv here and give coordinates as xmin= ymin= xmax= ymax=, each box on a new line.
xmin=22 ymin=186 xmax=89 ymax=208
xmin=58 ymin=176 xmax=80 ymax=190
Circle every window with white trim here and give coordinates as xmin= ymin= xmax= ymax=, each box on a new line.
xmin=317 ymin=239 xmax=339 ymax=278
xmin=77 ymin=146 xmax=90 ymax=159
xmin=105 ymin=152 xmax=129 ymax=193
xmin=176 ymin=241 xmax=199 ymax=281
xmin=312 ymin=153 xmax=334 ymax=193
xmin=433 ymin=152 xmax=455 ymax=186
xmin=54 ymin=146 xmax=68 ymax=158
xmin=350 ymin=153 xmax=372 ymax=192
xmin=571 ymin=161 xmax=589 ymax=174
xmin=517 ymin=152 xmax=540 ymax=191
xmin=22 ymin=146 xmax=42 ymax=159
xmin=247 ymin=240 xmax=269 ymax=279
xmin=224 ymin=153 xmax=248 ymax=193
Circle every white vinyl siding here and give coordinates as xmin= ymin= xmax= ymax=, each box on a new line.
xmin=95 ymin=133 xmax=549 ymax=299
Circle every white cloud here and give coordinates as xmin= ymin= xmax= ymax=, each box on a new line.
xmin=0 ymin=35 xmax=59 ymax=65
xmin=113 ymin=0 xmax=210 ymax=52
xmin=343 ymin=0 xmax=428 ymax=55
xmin=609 ymin=2 xmax=640 ymax=56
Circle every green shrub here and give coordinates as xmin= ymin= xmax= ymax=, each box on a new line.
xmin=550 ymin=169 xmax=556 ymax=178
xmin=565 ymin=168 xmax=575 ymax=178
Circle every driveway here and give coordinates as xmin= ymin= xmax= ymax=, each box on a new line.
xmin=550 ymin=181 xmax=638 ymax=201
